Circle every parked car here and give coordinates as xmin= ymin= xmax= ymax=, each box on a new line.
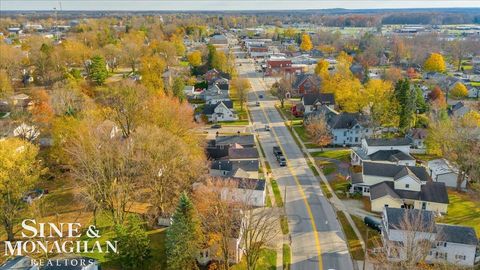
xmin=211 ymin=124 xmax=222 ymax=129
xmin=265 ymin=124 xmax=270 ymax=131
xmin=256 ymin=101 xmax=260 ymax=106
xmin=259 ymin=94 xmax=264 ymax=98
xmin=273 ymin=146 xmax=287 ymax=166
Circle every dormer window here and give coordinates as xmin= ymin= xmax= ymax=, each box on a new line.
xmin=405 ymin=184 xmax=410 ymax=189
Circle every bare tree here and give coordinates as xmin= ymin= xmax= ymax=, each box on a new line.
xmin=270 ymin=77 xmax=291 ymax=108
xmin=232 ymin=78 xmax=251 ymax=112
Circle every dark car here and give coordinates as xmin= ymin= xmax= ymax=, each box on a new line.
xmin=211 ymin=124 xmax=222 ymax=129
xmin=259 ymin=94 xmax=264 ymax=98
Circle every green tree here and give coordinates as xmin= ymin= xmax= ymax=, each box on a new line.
xmin=88 ymin=55 xmax=109 ymax=85
xmin=394 ymin=79 xmax=416 ymax=132
xmin=172 ymin=77 xmax=186 ymax=101
xmin=108 ymin=215 xmax=151 ymax=269
xmin=0 ymin=138 xmax=43 ymax=240
xmin=166 ymin=193 xmax=203 ymax=270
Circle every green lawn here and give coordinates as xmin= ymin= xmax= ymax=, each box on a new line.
xmin=351 ymin=215 xmax=381 ymax=250
xmin=280 ymin=215 xmax=289 ymax=235
xmin=179 ymin=61 xmax=190 ymax=67
xmin=471 ymin=82 xmax=480 ymax=87
xmin=218 ymin=120 xmax=250 ymax=126
xmin=232 ymin=248 xmax=277 ymax=270
xmin=320 ymin=182 xmax=332 ymax=199
xmin=330 ymin=176 xmax=350 ymax=199
xmin=438 ymin=191 xmax=480 ymax=237
xmin=292 ymin=126 xmax=309 ymax=143
xmin=283 ymin=244 xmax=291 ymax=270
xmin=336 ymin=211 xmax=364 ymax=260
xmin=271 ymin=180 xmax=284 ymax=207
xmin=311 ymin=149 xmax=351 ymax=162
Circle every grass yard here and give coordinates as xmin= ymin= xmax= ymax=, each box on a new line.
xmin=330 ymin=175 xmax=350 ymax=199
xmin=283 ymin=244 xmax=291 ymax=270
xmin=218 ymin=120 xmax=250 ymax=126
xmin=316 ymin=160 xmax=337 ymax=176
xmin=292 ymin=126 xmax=309 ymax=143
xmin=307 ymin=159 xmax=320 ymax=176
xmin=271 ymin=179 xmax=284 ymax=207
xmin=310 ymin=149 xmax=351 ymax=162
xmin=280 ymin=215 xmax=289 ymax=235
xmin=351 ymin=215 xmax=381 ymax=250
xmin=470 ymin=82 xmax=480 ymax=87
xmin=232 ymin=248 xmax=277 ymax=270
xmin=438 ymin=190 xmax=480 ymax=237
xmin=320 ymin=182 xmax=332 ymax=199
xmin=336 ymin=211 xmax=364 ymax=260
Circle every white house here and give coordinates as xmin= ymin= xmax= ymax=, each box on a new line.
xmin=351 ymin=162 xmax=449 ymax=213
xmin=406 ymin=128 xmax=427 ymax=150
xmin=381 ymin=208 xmax=479 ymax=267
xmin=202 ymin=101 xmax=238 ymax=122
xmin=301 ymin=93 xmax=335 ymax=113
xmin=305 ymin=106 xmax=373 ymax=146
xmin=428 ymin=158 xmax=465 ymax=189
xmin=351 ymin=138 xmax=415 ymax=166
xmin=467 ymin=85 xmax=479 ymax=98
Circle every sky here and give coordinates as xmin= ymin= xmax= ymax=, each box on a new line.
xmin=1 ymin=0 xmax=480 ymax=11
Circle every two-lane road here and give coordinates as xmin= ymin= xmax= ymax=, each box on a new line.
xmin=237 ymin=58 xmax=353 ymax=270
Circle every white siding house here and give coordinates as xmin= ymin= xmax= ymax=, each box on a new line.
xmin=427 ymin=158 xmax=465 ymax=189
xmin=351 ymin=138 xmax=415 ymax=166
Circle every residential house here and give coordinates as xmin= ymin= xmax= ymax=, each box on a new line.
xmin=448 ymin=101 xmax=470 ymax=118
xmin=350 ymin=162 xmax=448 ymax=213
xmin=473 ymin=56 xmax=480 ymax=74
xmin=428 ymin=158 xmax=465 ymax=189
xmin=300 ymin=93 xmax=335 ymax=113
xmin=381 ymin=207 xmax=479 ymax=266
xmin=211 ymin=135 xmax=255 ymax=149
xmin=10 ymin=93 xmax=33 ymax=111
xmin=351 ymin=138 xmax=415 ymax=166
xmin=209 ymin=34 xmax=229 ymax=45
xmin=467 ymin=85 xmax=479 ymax=98
xmin=291 ymin=73 xmax=322 ymax=96
xmin=210 ymin=160 xmax=259 ymax=179
xmin=406 ymin=128 xmax=427 ymax=150
xmin=202 ymin=101 xmax=238 ymax=122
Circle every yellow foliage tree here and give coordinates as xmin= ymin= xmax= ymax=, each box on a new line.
xmin=322 ymin=72 xmax=365 ymax=113
xmin=364 ymin=79 xmax=399 ymax=128
xmin=187 ymin=50 xmax=202 ymax=67
xmin=450 ymin=82 xmax=468 ymax=98
xmin=314 ymin=59 xmax=329 ymax=78
xmin=424 ymin=53 xmax=446 ymax=73
xmin=461 ymin=110 xmax=480 ymax=127
xmin=139 ymin=55 xmax=167 ymax=94
xmin=300 ymin=33 xmax=313 ymax=52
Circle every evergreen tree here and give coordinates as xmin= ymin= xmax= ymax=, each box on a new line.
xmin=414 ymin=86 xmax=428 ymax=113
xmin=108 ymin=215 xmax=151 ymax=269
xmin=394 ymin=79 xmax=416 ymax=132
xmin=88 ymin=55 xmax=109 ymax=85
xmin=166 ymin=193 xmax=203 ymax=270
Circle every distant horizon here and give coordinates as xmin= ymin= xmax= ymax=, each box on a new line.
xmin=2 ymin=1 xmax=480 ymax=12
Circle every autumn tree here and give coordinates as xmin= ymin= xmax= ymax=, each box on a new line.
xmin=428 ymin=86 xmax=447 ymax=110
xmin=314 ymin=59 xmax=329 ymax=78
xmin=0 ymin=138 xmax=43 ymax=240
xmin=187 ymin=50 xmax=203 ymax=67
xmin=306 ymin=114 xmax=332 ymax=151
xmin=450 ymin=82 xmax=468 ymax=99
xmin=139 ymin=55 xmax=166 ymax=94
xmin=383 ymin=67 xmax=403 ymax=83
xmin=31 ymin=89 xmax=54 ymax=126
xmin=231 ymin=78 xmax=251 ymax=112
xmin=172 ymin=77 xmax=186 ymax=101
xmin=103 ymin=43 xmax=122 ymax=72
xmin=97 ymin=81 xmax=148 ymax=138
xmin=166 ymin=193 xmax=203 ymax=270
xmin=423 ymin=53 xmax=446 ymax=73
xmin=121 ymin=31 xmax=146 ymax=72
xmin=270 ymin=78 xmax=291 ymax=108
xmin=88 ymin=55 xmax=109 ymax=85
xmin=364 ymin=79 xmax=399 ymax=131
xmin=0 ymin=70 xmax=13 ymax=98
xmin=300 ymin=33 xmax=313 ymax=52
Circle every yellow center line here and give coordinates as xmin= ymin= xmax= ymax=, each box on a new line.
xmin=247 ymin=65 xmax=324 ymax=270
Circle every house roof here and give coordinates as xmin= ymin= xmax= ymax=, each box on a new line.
xmin=292 ymin=73 xmax=321 ymax=90
xmin=202 ymin=101 xmax=234 ymax=115
xmin=368 ymin=150 xmax=415 ymax=163
xmin=210 ymin=160 xmax=259 ymax=173
xmin=302 ymin=93 xmax=335 ymax=106
xmin=327 ymin=113 xmax=369 ymax=129
xmin=420 ymin=181 xmax=449 ymax=204
xmin=365 ymin=138 xmax=411 ymax=147
xmin=230 ymin=177 xmax=266 ymax=191
xmin=384 ymin=207 xmax=436 ymax=232
xmin=206 ymin=147 xmax=229 ymax=159
xmin=393 ymin=167 xmax=421 ymax=182
xmin=215 ymin=135 xmax=255 ymax=147
xmin=227 ymin=148 xmax=259 ymax=159
xmin=362 ymin=162 xmax=430 ymax=182
xmin=351 ymin=173 xmax=364 ymax=184
xmin=436 ymin=224 xmax=478 ymax=245
xmin=408 ymin=128 xmax=427 ymax=140
xmin=427 ymin=158 xmax=459 ymax=176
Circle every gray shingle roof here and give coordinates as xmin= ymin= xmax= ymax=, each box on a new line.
xmin=420 ymin=182 xmax=449 ymax=204
xmin=230 ymin=177 xmax=266 ymax=191
xmin=215 ymin=135 xmax=255 ymax=147
xmin=227 ymin=148 xmax=259 ymax=159
xmin=436 ymin=224 xmax=478 ymax=245
xmin=363 ymin=162 xmax=430 ymax=182
xmin=302 ymin=93 xmax=335 ymax=106
xmin=366 ymin=138 xmax=411 ymax=146
xmin=384 ymin=208 xmax=436 ymax=232
xmin=327 ymin=113 xmax=369 ymax=129
xmin=368 ymin=150 xmax=415 ymax=162
xmin=210 ymin=160 xmax=259 ymax=173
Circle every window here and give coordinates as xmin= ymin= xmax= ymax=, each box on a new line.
xmin=405 ymin=184 xmax=410 ymax=188
xmin=344 ymin=131 xmax=347 ymax=136
xmin=455 ymin=254 xmax=466 ymax=260
xmin=355 ymin=137 xmax=358 ymax=142
xmin=384 ymin=204 xmax=389 ymax=208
